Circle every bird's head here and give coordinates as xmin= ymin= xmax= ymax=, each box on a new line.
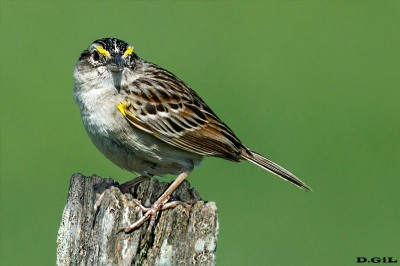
xmin=81 ymin=38 xmax=136 ymax=72
xmin=74 ymin=38 xmax=139 ymax=91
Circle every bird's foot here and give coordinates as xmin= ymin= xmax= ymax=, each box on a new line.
xmin=116 ymin=197 xmax=190 ymax=235
xmin=116 ymin=171 xmax=191 ymax=237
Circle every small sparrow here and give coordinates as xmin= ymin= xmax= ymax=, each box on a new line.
xmin=73 ymin=38 xmax=311 ymax=233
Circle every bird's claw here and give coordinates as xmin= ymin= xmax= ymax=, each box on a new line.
xmin=117 ymin=198 xmax=190 ymax=234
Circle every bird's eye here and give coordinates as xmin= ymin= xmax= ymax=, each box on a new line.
xmin=92 ymin=51 xmax=100 ymax=61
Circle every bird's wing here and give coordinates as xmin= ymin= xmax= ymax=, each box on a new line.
xmin=117 ymin=65 xmax=246 ymax=162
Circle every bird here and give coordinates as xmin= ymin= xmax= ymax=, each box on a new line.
xmin=73 ymin=38 xmax=311 ymax=233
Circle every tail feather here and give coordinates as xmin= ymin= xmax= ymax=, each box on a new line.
xmin=242 ymin=148 xmax=312 ymax=191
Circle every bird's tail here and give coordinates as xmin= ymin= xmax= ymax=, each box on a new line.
xmin=241 ymin=148 xmax=312 ymax=191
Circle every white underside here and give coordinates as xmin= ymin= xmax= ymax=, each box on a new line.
xmin=73 ymin=65 xmax=203 ymax=176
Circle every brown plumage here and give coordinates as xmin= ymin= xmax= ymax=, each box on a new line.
xmin=74 ymin=38 xmax=311 ymax=234
xmin=118 ymin=62 xmax=311 ymax=190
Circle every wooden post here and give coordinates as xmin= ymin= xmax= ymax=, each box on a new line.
xmin=57 ymin=174 xmax=218 ymax=266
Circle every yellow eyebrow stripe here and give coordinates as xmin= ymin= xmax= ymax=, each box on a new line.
xmin=124 ymin=46 xmax=134 ymax=57
xmin=96 ymin=46 xmax=110 ymax=57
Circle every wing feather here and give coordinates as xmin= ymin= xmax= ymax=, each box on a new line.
xmin=118 ymin=63 xmax=246 ymax=161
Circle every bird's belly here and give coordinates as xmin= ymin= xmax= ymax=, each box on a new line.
xmin=82 ymin=109 xmax=203 ymax=176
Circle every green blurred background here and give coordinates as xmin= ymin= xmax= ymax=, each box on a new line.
xmin=1 ymin=1 xmax=399 ymax=265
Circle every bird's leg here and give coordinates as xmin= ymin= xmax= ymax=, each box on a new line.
xmin=116 ymin=174 xmax=152 ymax=194
xmin=94 ymin=174 xmax=152 ymax=210
xmin=117 ymin=171 xmax=190 ymax=234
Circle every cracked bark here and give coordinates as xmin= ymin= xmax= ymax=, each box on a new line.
xmin=57 ymin=173 xmax=218 ymax=266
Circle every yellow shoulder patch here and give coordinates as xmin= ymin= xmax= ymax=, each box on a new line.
xmin=116 ymin=102 xmax=158 ymax=138
xmin=117 ymin=102 xmax=126 ymax=116
xmin=117 ymin=102 xmax=137 ymax=121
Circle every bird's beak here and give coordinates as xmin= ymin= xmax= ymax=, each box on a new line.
xmin=107 ymin=53 xmax=124 ymax=72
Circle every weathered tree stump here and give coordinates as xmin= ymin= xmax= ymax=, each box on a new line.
xmin=57 ymin=174 xmax=218 ymax=266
